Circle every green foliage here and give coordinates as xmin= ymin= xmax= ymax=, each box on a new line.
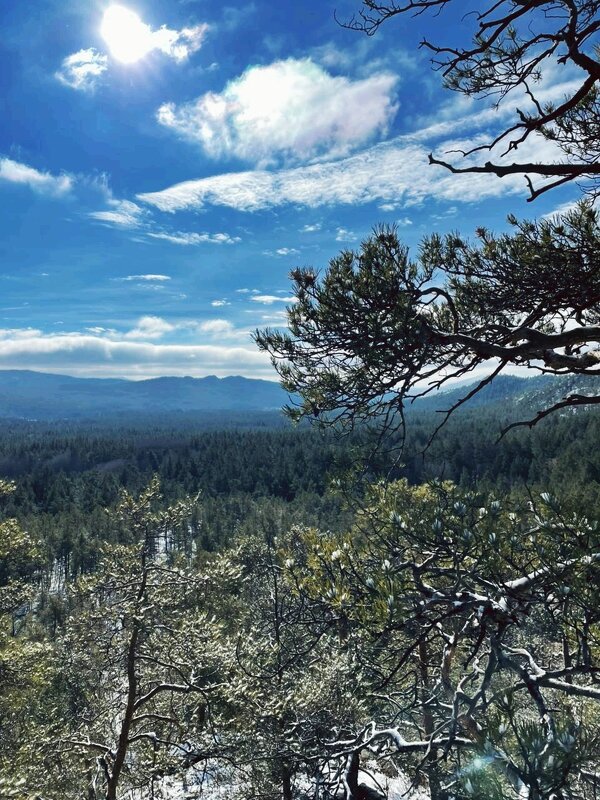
xmin=213 ymin=533 xmax=367 ymax=799
xmin=2 ymin=417 xmax=600 ymax=797
xmin=256 ymin=203 xmax=600 ymax=444
xmin=279 ymin=480 xmax=600 ymax=798
xmin=0 ymin=483 xmax=56 ymax=798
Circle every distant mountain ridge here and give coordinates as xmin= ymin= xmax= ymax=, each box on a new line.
xmin=0 ymin=370 xmax=597 ymax=422
xmin=0 ymin=371 xmax=289 ymax=420
xmin=410 ymin=373 xmax=600 ymax=414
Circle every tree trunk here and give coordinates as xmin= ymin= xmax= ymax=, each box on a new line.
xmin=281 ymin=762 xmax=293 ymax=800
xmin=344 ymin=753 xmax=386 ymax=800
xmin=418 ymin=638 xmax=442 ymax=800
xmin=344 ymin=751 xmax=360 ymax=799
xmin=106 ymin=625 xmax=139 ymax=800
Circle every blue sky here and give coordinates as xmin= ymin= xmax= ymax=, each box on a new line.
xmin=0 ymin=0 xmax=581 ymax=379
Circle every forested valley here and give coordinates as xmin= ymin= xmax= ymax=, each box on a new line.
xmin=4 ymin=397 xmax=600 ymax=575
xmin=3 ymin=391 xmax=600 ymax=799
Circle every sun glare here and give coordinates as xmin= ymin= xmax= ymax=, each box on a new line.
xmin=100 ymin=5 xmax=153 ymax=64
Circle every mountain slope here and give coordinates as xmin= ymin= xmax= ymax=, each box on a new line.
xmin=0 ymin=371 xmax=289 ymax=419
xmin=410 ymin=374 xmax=600 ymax=415
xmin=0 ymin=369 xmax=597 ymax=422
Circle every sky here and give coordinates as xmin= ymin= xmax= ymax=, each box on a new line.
xmin=0 ymin=0 xmax=583 ymax=380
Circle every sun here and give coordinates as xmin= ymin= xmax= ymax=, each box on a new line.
xmin=100 ymin=5 xmax=154 ymax=64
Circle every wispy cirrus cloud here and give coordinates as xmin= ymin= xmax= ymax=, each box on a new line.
xmin=140 ymin=62 xmax=575 ymax=217
xmin=251 ymin=294 xmax=297 ymax=305
xmin=119 ymin=274 xmax=171 ymax=282
xmin=0 ymin=157 xmax=73 ymax=196
xmin=89 ymin=200 xmax=239 ymax=246
xmin=157 ymin=58 xmax=398 ymax=164
xmin=147 ymin=231 xmax=240 ymax=245
xmin=411 ymin=65 xmax=585 ymax=147
xmin=89 ymin=199 xmax=147 ymax=228
xmin=138 ymin=128 xmax=563 ymax=214
xmin=55 ymin=48 xmax=108 ymax=91
xmin=541 ymin=199 xmax=590 ymax=219
xmin=259 ymin=310 xmax=288 ymax=324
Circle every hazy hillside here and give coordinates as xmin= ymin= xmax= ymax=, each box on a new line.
xmin=410 ymin=373 xmax=600 ymax=415
xmin=0 ymin=369 xmax=597 ymax=421
xmin=0 ymin=371 xmax=289 ymax=419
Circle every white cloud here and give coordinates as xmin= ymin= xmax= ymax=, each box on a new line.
xmin=260 ymin=311 xmax=288 ymax=323
xmin=120 ymin=274 xmax=171 ymax=282
xmin=197 ymin=319 xmax=237 ymax=336
xmin=300 ymin=223 xmax=321 ymax=232
xmin=0 ymin=158 xmax=73 ymax=196
xmin=311 ymin=41 xmax=368 ymax=72
xmin=396 ymin=217 xmax=413 ymax=226
xmin=251 ymin=295 xmax=297 ymax=305
xmin=335 ymin=227 xmax=357 ymax=242
xmin=0 ymin=327 xmax=43 ymax=340
xmin=55 ymin=48 xmax=108 ymax=91
xmin=139 ymin=128 xmax=563 ymax=214
xmin=92 ymin=315 xmax=247 ymax=345
xmin=542 ymin=199 xmax=589 ymax=219
xmin=264 ymin=247 xmax=300 ymax=257
xmin=148 ymin=23 xmax=208 ymax=62
xmin=86 ymin=326 xmax=113 ymax=335
xmin=211 ymin=299 xmax=230 ymax=307
xmin=156 ymin=58 xmax=398 ymax=164
xmin=88 ymin=201 xmax=239 ymax=246
xmin=124 ymin=316 xmax=175 ymax=340
xmin=147 ymin=231 xmax=240 ymax=245
xmin=0 ymin=328 xmax=270 ymax=380
xmin=89 ymin=199 xmax=146 ymax=228
xmin=140 ymin=62 xmax=576 ymax=216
